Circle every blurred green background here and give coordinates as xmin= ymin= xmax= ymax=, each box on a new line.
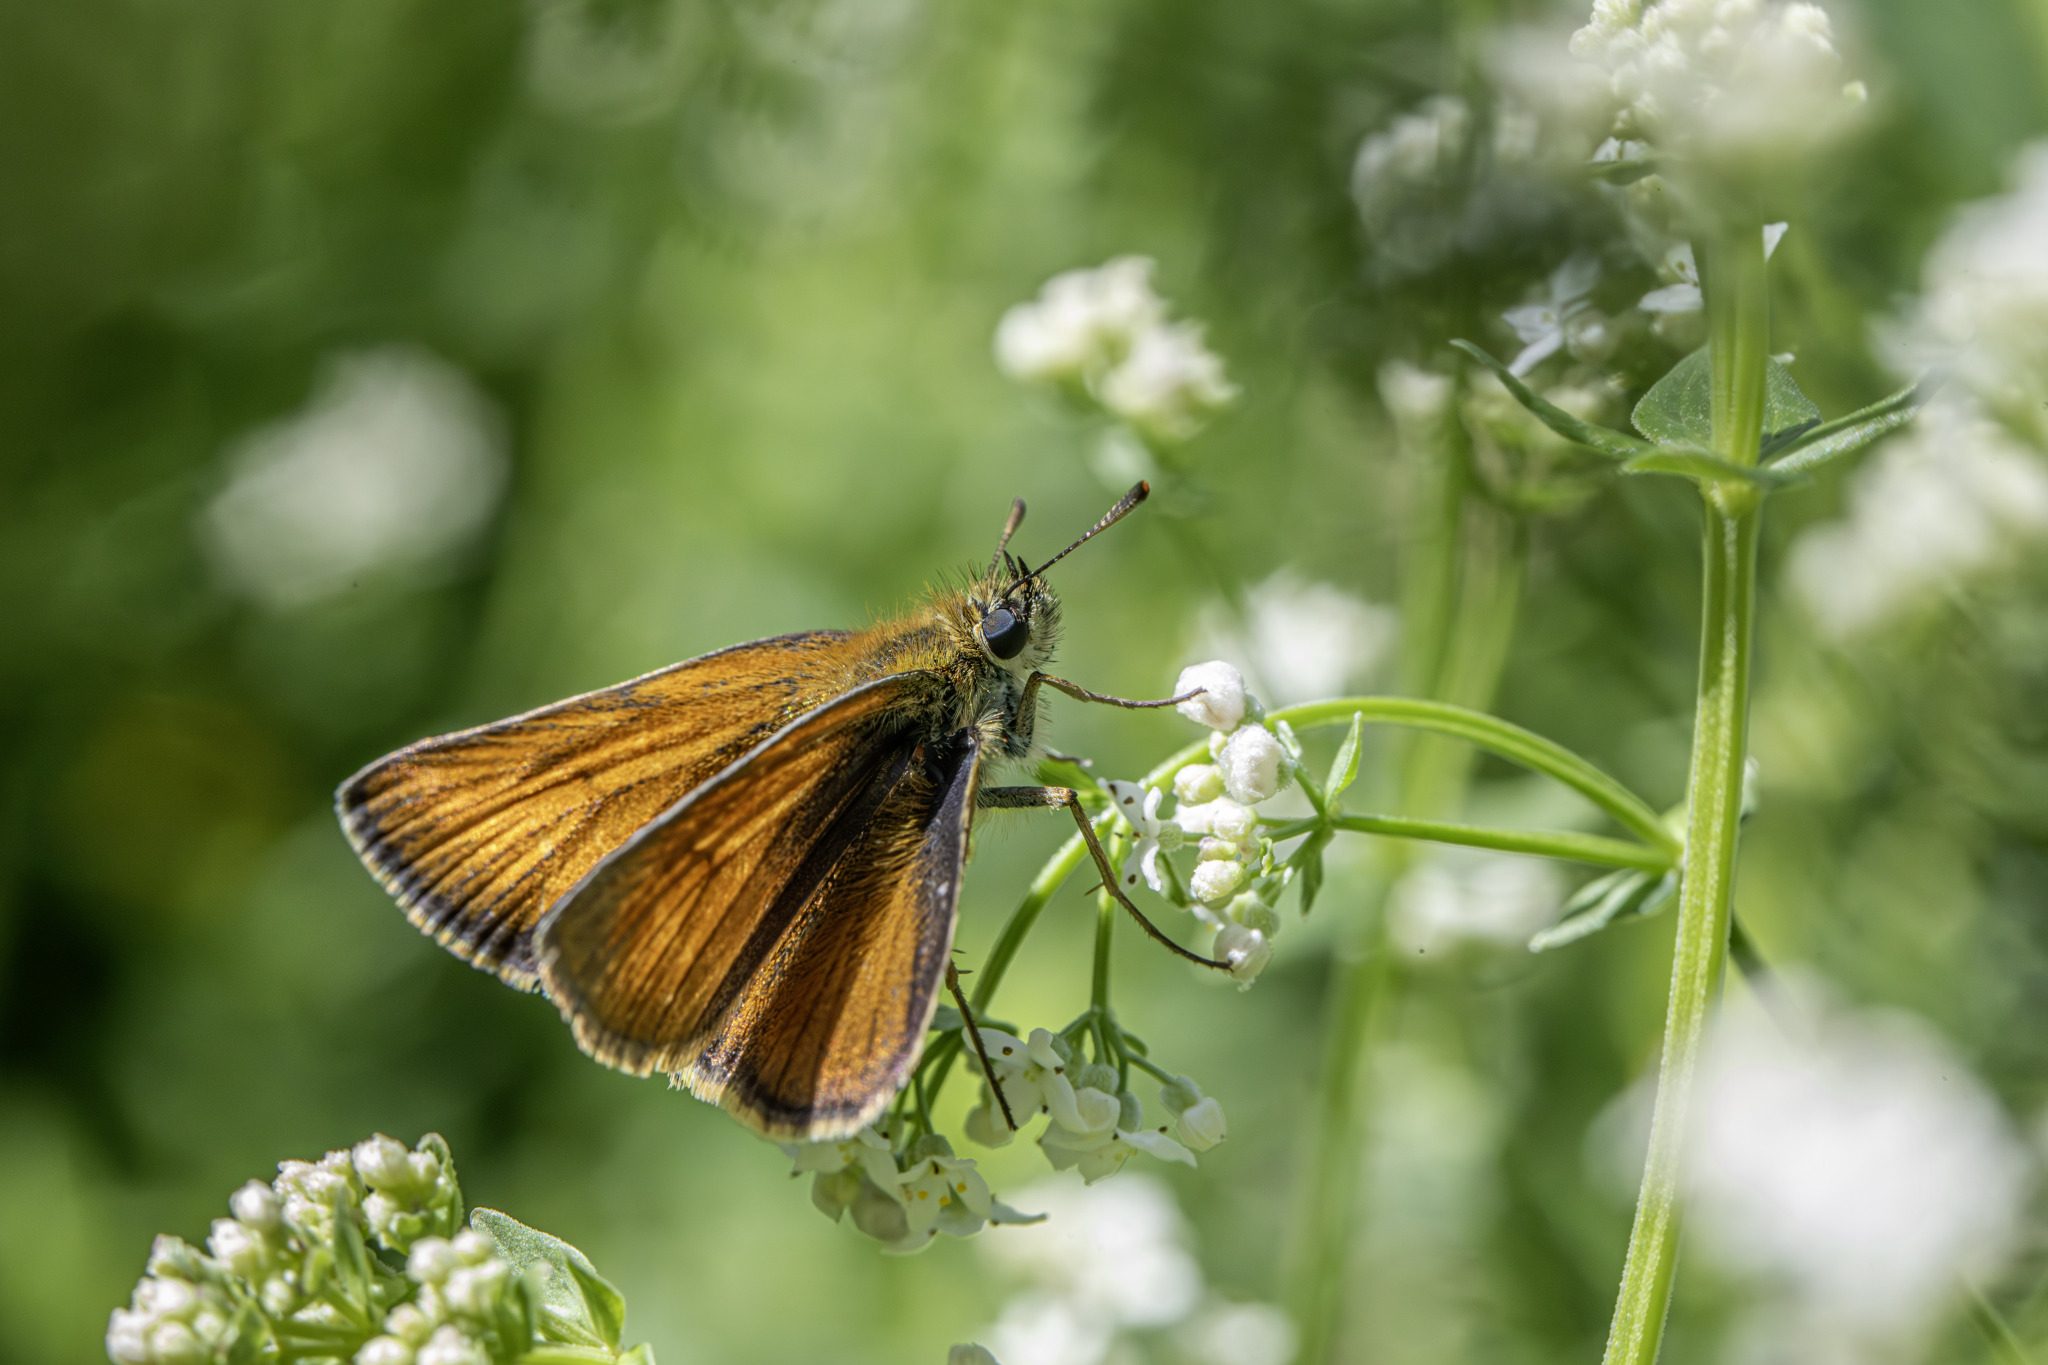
xmin=6 ymin=0 xmax=2048 ymax=1362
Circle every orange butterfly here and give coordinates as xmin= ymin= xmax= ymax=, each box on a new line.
xmin=337 ymin=484 xmax=1216 ymax=1141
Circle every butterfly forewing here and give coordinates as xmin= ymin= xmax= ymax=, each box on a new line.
xmin=688 ymin=730 xmax=983 ymax=1139
xmin=336 ymin=631 xmax=861 ymax=986
xmin=533 ymin=673 xmax=942 ymax=1084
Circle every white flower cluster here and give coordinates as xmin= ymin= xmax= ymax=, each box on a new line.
xmin=958 ymin=1026 xmax=1225 ymax=1185
xmin=1111 ymin=659 xmax=1299 ymax=986
xmin=108 ymin=1135 xmax=470 ymax=1365
xmin=1898 ymin=141 xmax=2048 ymax=443
xmin=1347 ymin=92 xmax=1555 ymax=279
xmin=994 ymin=257 xmax=1238 ymax=443
xmin=1569 ymin=0 xmax=1867 ymax=176
xmin=356 ymin=1231 xmax=517 ymax=1365
xmin=1688 ymin=979 xmax=2032 ymax=1345
xmin=1787 ymin=395 xmax=2048 ymax=640
xmin=784 ymin=1124 xmax=1038 ymax=1254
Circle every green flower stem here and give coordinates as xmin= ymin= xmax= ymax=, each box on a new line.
xmin=1091 ymin=876 xmax=1117 ymax=1062
xmin=1294 ymin=814 xmax=1674 ymax=873
xmin=1601 ymin=221 xmax=1769 ymax=1365
xmin=1269 ymin=698 xmax=1677 ymax=856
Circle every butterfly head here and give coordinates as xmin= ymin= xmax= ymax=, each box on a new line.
xmin=966 ymin=482 xmax=1149 ymax=673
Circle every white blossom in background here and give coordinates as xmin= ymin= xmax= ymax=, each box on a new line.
xmin=1568 ymin=0 xmax=1868 ymax=175
xmin=1349 ymin=93 xmax=1560 ymax=278
xmin=1786 ymin=395 xmax=2048 ymax=640
xmin=1688 ymin=978 xmax=2031 ymax=1347
xmin=201 ymin=347 xmax=507 ymax=611
xmin=1350 ymin=95 xmax=1473 ymax=236
xmin=1504 ymin=253 xmax=1611 ymax=375
xmin=976 ymin=1176 xmax=1290 ymax=1365
xmin=1390 ymin=851 xmax=1564 ymax=954
xmin=1637 ymin=222 xmax=1785 ymax=322
xmin=994 ymin=257 xmax=1237 ymax=444
xmin=1378 ymin=359 xmax=1456 ymax=447
xmin=1892 ymin=140 xmax=2048 ymax=440
xmin=1096 ymin=319 xmax=1240 ymax=441
xmin=1190 ymin=571 xmax=1397 ymax=707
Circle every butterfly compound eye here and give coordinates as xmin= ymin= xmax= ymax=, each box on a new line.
xmin=981 ymin=606 xmax=1029 ymax=660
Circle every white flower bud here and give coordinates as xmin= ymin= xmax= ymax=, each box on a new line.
xmin=150 ymin=1320 xmax=207 ymax=1365
xmin=1218 ymin=725 xmax=1284 ymax=804
xmin=1215 ymin=922 xmax=1272 ymax=986
xmin=441 ymin=1261 xmax=507 ymax=1319
xmin=1196 ymin=836 xmax=1239 ymax=863
xmin=229 ymin=1181 xmax=282 ymax=1232
xmin=1230 ymin=894 xmax=1283 ymax=938
xmin=1173 ymin=763 xmax=1224 ymax=805
xmin=384 ymin=1304 xmax=434 ymax=1347
xmin=1191 ymin=859 xmax=1248 ymax=905
xmin=1174 ymin=661 xmax=1247 ymax=731
xmin=449 ymin=1230 xmax=495 ymax=1265
xmin=208 ymin=1218 xmax=269 ymax=1278
xmin=351 ymin=1135 xmax=414 ymax=1192
xmin=107 ymin=1310 xmax=152 ymax=1365
xmin=417 ymin=1326 xmax=488 ymax=1365
xmin=260 ymin=1276 xmax=298 ymax=1317
xmin=406 ymin=1238 xmax=460 ymax=1286
xmin=356 ymin=1337 xmax=416 ymax=1365
xmin=137 ymin=1277 xmax=199 ymax=1320
xmin=949 ymin=1346 xmax=1002 ymax=1365
xmin=1208 ymin=798 xmax=1258 ymax=844
xmin=1175 ymin=1095 xmax=1230 ymax=1151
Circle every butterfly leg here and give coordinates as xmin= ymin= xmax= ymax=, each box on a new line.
xmin=945 ymin=962 xmax=1018 ymax=1132
xmin=1024 ymin=673 xmax=1205 ymax=711
xmin=977 ymin=785 xmax=1227 ymax=971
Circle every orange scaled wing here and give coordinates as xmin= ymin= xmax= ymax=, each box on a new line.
xmin=335 ymin=631 xmax=864 ymax=988
xmin=538 ymin=724 xmax=982 ymax=1140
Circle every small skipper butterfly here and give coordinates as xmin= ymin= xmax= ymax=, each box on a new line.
xmin=337 ymin=483 xmax=1218 ymax=1140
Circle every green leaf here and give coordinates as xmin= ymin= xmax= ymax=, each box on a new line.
xmin=1766 ymin=378 xmax=1928 ymax=475
xmin=568 ymin=1259 xmax=627 ymax=1353
xmin=617 ymin=1347 xmax=659 ymax=1365
xmin=1620 ymin=448 xmax=1801 ymax=488
xmin=1632 ymin=346 xmax=1821 ymax=449
xmin=419 ymin=1131 xmax=463 ymax=1229
xmin=331 ymin=1196 xmax=374 ymax=1314
xmin=1451 ymin=341 xmax=1648 ymax=460
xmin=471 ymin=1208 xmax=622 ymax=1350
xmin=927 ymin=1004 xmax=963 ymax=1034
xmin=1528 ymin=869 xmax=1677 ymax=952
xmin=1324 ymin=713 xmax=1363 ymax=802
xmin=1293 ymin=828 xmax=1333 ymax=916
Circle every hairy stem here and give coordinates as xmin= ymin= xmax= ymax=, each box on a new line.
xmin=1601 ymin=221 xmax=1768 ymax=1365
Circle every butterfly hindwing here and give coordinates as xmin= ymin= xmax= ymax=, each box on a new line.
xmin=532 ymin=674 xmax=944 ymax=1087
xmin=335 ymin=630 xmax=862 ymax=987
xmin=687 ymin=728 xmax=983 ymax=1139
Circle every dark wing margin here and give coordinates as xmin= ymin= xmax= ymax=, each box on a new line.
xmin=532 ymin=674 xmax=946 ymax=1087
xmin=686 ymin=727 xmax=984 ymax=1141
xmin=336 ymin=630 xmax=857 ymax=989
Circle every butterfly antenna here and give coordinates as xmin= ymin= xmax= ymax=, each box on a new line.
xmin=1007 ymin=482 xmax=1148 ymax=599
xmin=989 ymin=498 xmax=1027 ymax=580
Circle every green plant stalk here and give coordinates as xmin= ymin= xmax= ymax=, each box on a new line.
xmin=1290 ymin=490 xmax=1526 ymax=1364
xmin=1271 ymin=697 xmax=1674 ymax=854
xmin=1601 ymin=222 xmax=1768 ymax=1365
xmin=1323 ymin=814 xmax=1672 ymax=872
